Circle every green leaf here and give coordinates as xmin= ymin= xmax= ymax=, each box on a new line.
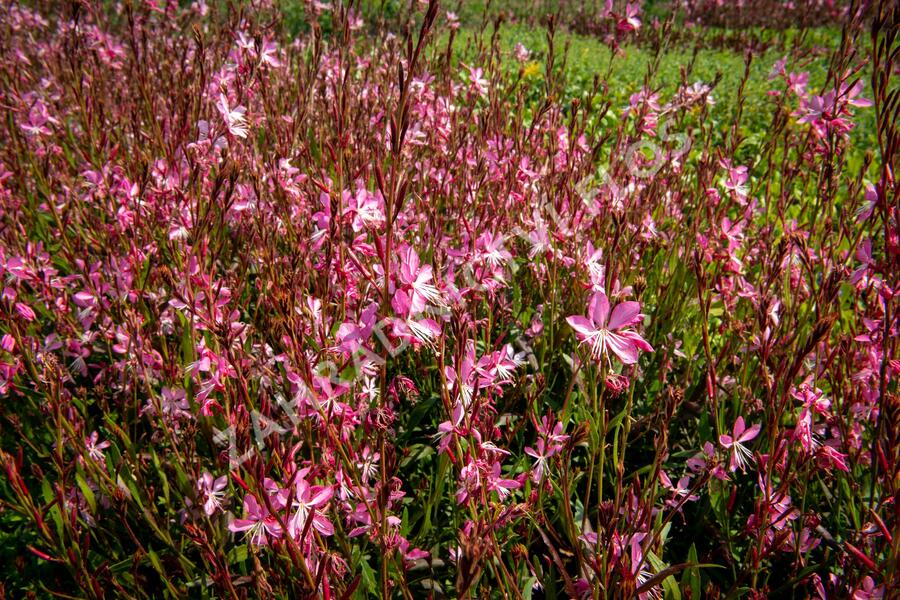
xmin=75 ymin=470 xmax=97 ymax=514
xmin=150 ymin=448 xmax=171 ymax=505
xmin=682 ymin=544 xmax=701 ymax=599
xmin=228 ymin=544 xmax=248 ymax=565
xmin=522 ymin=576 xmax=537 ymax=600
xmin=646 ymin=552 xmax=681 ymax=600
xmin=42 ymin=479 xmax=64 ymax=541
xmin=358 ymin=558 xmax=377 ymax=598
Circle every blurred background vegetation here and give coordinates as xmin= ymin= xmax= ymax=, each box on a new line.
xmin=280 ymin=0 xmax=872 ymax=169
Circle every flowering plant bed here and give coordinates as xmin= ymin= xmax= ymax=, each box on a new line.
xmin=0 ymin=1 xmax=897 ymax=598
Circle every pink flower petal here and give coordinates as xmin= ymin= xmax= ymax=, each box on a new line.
xmin=566 ymin=315 xmax=595 ymax=337
xmin=588 ymin=292 xmax=610 ymax=326
xmin=608 ymin=301 xmax=641 ymax=330
xmin=606 ymin=332 xmax=639 ymax=364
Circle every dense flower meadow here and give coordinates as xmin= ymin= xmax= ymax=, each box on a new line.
xmin=0 ymin=0 xmax=897 ymax=598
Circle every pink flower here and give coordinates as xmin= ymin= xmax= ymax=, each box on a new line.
xmin=258 ymin=39 xmax=281 ymax=68
xmin=216 ymin=93 xmax=248 ymax=138
xmin=629 ymin=533 xmax=658 ymax=598
xmin=513 ymin=43 xmax=530 ymax=62
xmin=798 ymin=92 xmax=829 ymax=121
xmin=197 ymin=472 xmax=228 ymax=516
xmin=14 ymin=302 xmax=35 ymax=322
xmin=840 ymin=80 xmax=873 ymax=108
xmin=397 ymin=247 xmax=442 ymax=313
xmin=475 ymin=231 xmax=512 ymax=268
xmin=524 ymin=438 xmax=554 ymax=483
xmin=659 ymin=470 xmax=699 ymax=509
xmin=0 ymin=334 xmax=14 ymax=352
xmin=769 ymin=56 xmax=788 ymax=80
xmin=566 ymin=291 xmax=653 ymax=365
xmin=85 ymin=431 xmax=111 ymax=462
xmin=390 ymin=292 xmax=441 ymax=347
xmin=853 ymin=576 xmax=885 ymax=600
xmin=787 ymin=71 xmax=809 ymax=96
xmin=816 ymin=444 xmax=850 ymax=473
xmin=228 ymin=494 xmax=283 ymax=546
xmin=287 ymin=471 xmax=334 ymax=539
xmin=721 ymin=163 xmax=749 ymax=200
xmin=617 ymin=2 xmax=642 ymax=32
xmin=537 ymin=416 xmax=569 ymax=446
xmin=20 ymin=99 xmax=59 ymax=136
xmin=856 ymin=183 xmax=878 ymax=222
xmin=487 ymin=461 xmax=520 ymax=499
xmin=719 ymin=417 xmax=761 ymax=472
xmin=467 ymin=66 xmax=488 ymax=96
xmin=444 ymin=340 xmax=480 ymax=422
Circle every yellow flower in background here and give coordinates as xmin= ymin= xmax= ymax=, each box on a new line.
xmin=523 ymin=61 xmax=541 ymax=79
